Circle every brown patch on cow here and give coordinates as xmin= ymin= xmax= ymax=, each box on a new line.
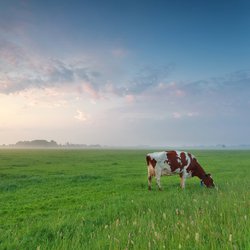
xmin=180 ymin=152 xmax=188 ymax=167
xmin=165 ymin=151 xmax=182 ymax=171
xmin=187 ymin=157 xmax=205 ymax=177
xmin=146 ymin=155 xmax=157 ymax=168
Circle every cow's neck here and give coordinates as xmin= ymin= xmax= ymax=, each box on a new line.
xmin=192 ymin=160 xmax=207 ymax=180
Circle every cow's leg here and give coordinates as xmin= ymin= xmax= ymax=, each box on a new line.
xmin=180 ymin=172 xmax=187 ymax=189
xmin=147 ymin=165 xmax=155 ymax=191
xmin=155 ymin=167 xmax=162 ymax=191
xmin=180 ymin=175 xmax=186 ymax=189
xmin=148 ymin=175 xmax=152 ymax=190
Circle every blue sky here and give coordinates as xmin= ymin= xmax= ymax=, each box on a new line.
xmin=0 ymin=0 xmax=250 ymax=146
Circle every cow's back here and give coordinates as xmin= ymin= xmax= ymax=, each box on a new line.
xmin=147 ymin=151 xmax=167 ymax=162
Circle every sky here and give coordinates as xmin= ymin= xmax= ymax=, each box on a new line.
xmin=0 ymin=0 xmax=250 ymax=147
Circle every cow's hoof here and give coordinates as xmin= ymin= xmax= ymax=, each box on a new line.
xmin=148 ymin=187 xmax=152 ymax=191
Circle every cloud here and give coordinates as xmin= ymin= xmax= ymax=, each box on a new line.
xmin=152 ymin=81 xmax=187 ymax=98
xmin=1 ymin=35 xmax=250 ymax=113
xmin=0 ymin=46 xmax=102 ymax=95
xmin=184 ymin=70 xmax=250 ymax=95
xmin=11 ymin=88 xmax=69 ymax=109
xmin=187 ymin=112 xmax=199 ymax=117
xmin=46 ymin=60 xmax=74 ymax=83
xmin=172 ymin=111 xmax=199 ymax=119
xmin=111 ymin=48 xmax=128 ymax=58
xmin=0 ymin=39 xmax=176 ymax=102
xmin=140 ymin=70 xmax=250 ymax=108
xmin=74 ymin=110 xmax=90 ymax=122
xmin=82 ymin=83 xmax=100 ymax=99
xmin=0 ymin=38 xmax=102 ymax=95
xmin=173 ymin=112 xmax=182 ymax=119
xmin=127 ymin=64 xmax=175 ymax=94
xmin=0 ymin=36 xmax=175 ymax=99
xmin=105 ymin=69 xmax=250 ymax=128
xmin=125 ymin=94 xmax=136 ymax=104
xmin=0 ymin=38 xmax=26 ymax=66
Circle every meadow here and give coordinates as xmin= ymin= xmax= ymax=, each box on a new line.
xmin=0 ymin=149 xmax=249 ymax=250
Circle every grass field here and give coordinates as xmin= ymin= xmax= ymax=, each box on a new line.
xmin=0 ymin=149 xmax=249 ymax=249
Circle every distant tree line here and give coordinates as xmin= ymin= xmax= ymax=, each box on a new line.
xmin=6 ymin=140 xmax=102 ymax=148
xmin=15 ymin=140 xmax=58 ymax=148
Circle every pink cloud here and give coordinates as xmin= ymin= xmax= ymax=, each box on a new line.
xmin=82 ymin=83 xmax=100 ymax=99
xmin=125 ymin=94 xmax=136 ymax=104
xmin=175 ymin=89 xmax=186 ymax=97
xmin=0 ymin=39 xmax=25 ymax=66
xmin=111 ymin=48 xmax=128 ymax=58
xmin=156 ymin=82 xmax=186 ymax=97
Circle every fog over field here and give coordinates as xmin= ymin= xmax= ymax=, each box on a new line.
xmin=1 ymin=0 xmax=250 ymax=147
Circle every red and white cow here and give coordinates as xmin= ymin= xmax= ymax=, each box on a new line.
xmin=146 ymin=150 xmax=215 ymax=190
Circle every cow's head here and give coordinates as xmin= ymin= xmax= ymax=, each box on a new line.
xmin=201 ymin=174 xmax=215 ymax=188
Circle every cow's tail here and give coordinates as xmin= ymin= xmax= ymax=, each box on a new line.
xmin=146 ymin=155 xmax=151 ymax=166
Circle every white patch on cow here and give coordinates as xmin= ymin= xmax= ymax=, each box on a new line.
xmin=148 ymin=152 xmax=166 ymax=161
xmin=185 ymin=152 xmax=191 ymax=166
xmin=175 ymin=151 xmax=182 ymax=160
xmin=173 ymin=168 xmax=181 ymax=174
xmin=177 ymin=151 xmax=192 ymax=178
xmin=161 ymin=168 xmax=173 ymax=176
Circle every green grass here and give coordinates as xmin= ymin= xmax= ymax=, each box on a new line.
xmin=0 ymin=149 xmax=249 ymax=249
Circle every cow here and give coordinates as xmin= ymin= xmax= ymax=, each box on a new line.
xmin=146 ymin=150 xmax=215 ymax=190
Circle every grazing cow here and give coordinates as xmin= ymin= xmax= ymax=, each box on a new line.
xmin=146 ymin=151 xmax=215 ymax=190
